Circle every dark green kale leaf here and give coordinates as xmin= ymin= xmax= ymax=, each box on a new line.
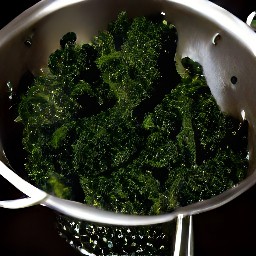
xmin=17 ymin=12 xmax=248 ymax=214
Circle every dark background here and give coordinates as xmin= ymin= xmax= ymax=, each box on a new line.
xmin=0 ymin=0 xmax=255 ymax=255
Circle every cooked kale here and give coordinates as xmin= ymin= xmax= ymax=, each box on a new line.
xmin=17 ymin=11 xmax=248 ymax=215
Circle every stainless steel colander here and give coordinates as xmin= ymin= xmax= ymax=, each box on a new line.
xmin=1 ymin=0 xmax=256 ymax=254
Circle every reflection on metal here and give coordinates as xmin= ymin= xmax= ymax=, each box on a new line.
xmin=24 ymin=38 xmax=32 ymax=47
xmin=241 ymin=109 xmax=246 ymax=121
xmin=188 ymin=215 xmax=193 ymax=255
xmin=174 ymin=215 xmax=193 ymax=256
xmin=0 ymin=196 xmax=47 ymax=209
xmin=246 ymin=11 xmax=256 ymax=31
xmin=174 ymin=214 xmax=184 ymax=256
xmin=212 ymin=33 xmax=221 ymax=45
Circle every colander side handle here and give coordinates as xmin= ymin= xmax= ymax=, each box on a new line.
xmin=0 ymin=161 xmax=48 ymax=208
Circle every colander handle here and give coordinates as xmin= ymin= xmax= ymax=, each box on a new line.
xmin=0 ymin=161 xmax=48 ymax=208
xmin=0 ymin=196 xmax=47 ymax=209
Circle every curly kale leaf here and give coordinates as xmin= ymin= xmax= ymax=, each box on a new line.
xmin=18 ymin=12 xmax=248 ymax=215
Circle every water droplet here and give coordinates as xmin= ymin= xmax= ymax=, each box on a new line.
xmin=107 ymin=241 xmax=113 ymax=248
xmin=6 ymin=81 xmax=13 ymax=100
